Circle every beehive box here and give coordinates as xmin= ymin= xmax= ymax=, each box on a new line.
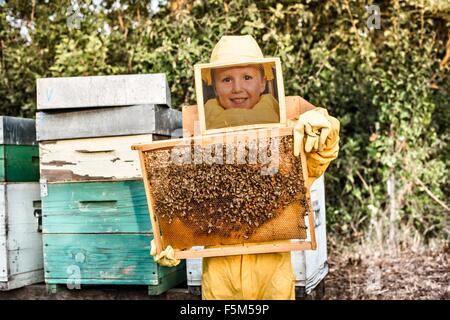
xmin=132 ymin=126 xmax=316 ymax=259
xmin=0 ymin=116 xmax=39 ymax=182
xmin=42 ymin=180 xmax=185 ymax=294
xmin=0 ymin=183 xmax=43 ymax=291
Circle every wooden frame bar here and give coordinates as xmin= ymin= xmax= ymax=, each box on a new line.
xmin=132 ymin=126 xmax=316 ymax=259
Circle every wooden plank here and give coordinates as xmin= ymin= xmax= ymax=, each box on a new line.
xmin=285 ymin=96 xmax=317 ymax=120
xmin=6 ymin=183 xmax=41 ymax=230
xmin=0 ymin=182 xmax=44 ymax=288
xmin=6 ymin=183 xmax=43 ymax=279
xmin=43 ymin=234 xmax=186 ymax=285
xmin=0 ymin=270 xmax=44 ymax=291
xmin=7 ymin=248 xmax=43 ymax=277
xmin=0 ymin=146 xmax=40 ymax=182
xmin=174 ymin=242 xmax=313 ymax=259
xmin=147 ymin=266 xmax=187 ymax=295
xmin=138 ymin=149 xmax=162 ymax=254
xmin=42 ymin=181 xmax=151 ymax=233
xmin=36 ymin=105 xmax=182 ymax=141
xmin=36 ymin=74 xmax=171 ymax=110
xmin=39 ymin=134 xmax=156 ymax=183
xmin=0 ymin=116 xmax=36 ymax=146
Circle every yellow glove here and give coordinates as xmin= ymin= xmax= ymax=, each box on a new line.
xmin=150 ymin=239 xmax=180 ymax=267
xmin=291 ymin=108 xmax=332 ymax=155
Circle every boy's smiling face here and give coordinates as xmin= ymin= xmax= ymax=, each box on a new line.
xmin=212 ymin=65 xmax=267 ymax=110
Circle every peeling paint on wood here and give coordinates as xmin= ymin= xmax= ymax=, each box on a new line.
xmin=41 ymin=161 xmax=77 ymax=167
xmin=39 ymin=134 xmax=159 ymax=183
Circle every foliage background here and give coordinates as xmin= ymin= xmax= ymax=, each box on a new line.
xmin=1 ymin=0 xmax=448 ymax=246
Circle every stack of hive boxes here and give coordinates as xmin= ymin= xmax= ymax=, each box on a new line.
xmin=36 ymin=74 xmax=186 ymax=294
xmin=0 ymin=116 xmax=43 ymax=290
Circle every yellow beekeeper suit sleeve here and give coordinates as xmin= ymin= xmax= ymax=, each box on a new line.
xmin=202 ymin=102 xmax=340 ymax=300
xmin=298 ymin=107 xmax=341 ymax=187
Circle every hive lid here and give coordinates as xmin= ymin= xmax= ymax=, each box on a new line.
xmin=36 ymin=73 xmax=171 ymax=110
xmin=36 ymin=104 xmax=182 ymax=141
xmin=0 ymin=116 xmax=37 ymax=146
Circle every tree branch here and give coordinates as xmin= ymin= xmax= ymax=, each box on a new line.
xmin=414 ymin=177 xmax=450 ymax=212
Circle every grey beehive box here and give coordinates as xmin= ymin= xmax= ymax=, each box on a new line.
xmin=36 ymin=74 xmax=171 ymax=110
xmin=36 ymin=104 xmax=182 ymax=141
xmin=0 ymin=116 xmax=36 ymax=146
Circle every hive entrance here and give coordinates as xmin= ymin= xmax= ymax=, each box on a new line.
xmin=143 ymin=135 xmax=310 ymax=250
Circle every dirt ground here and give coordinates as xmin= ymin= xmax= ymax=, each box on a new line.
xmin=323 ymin=243 xmax=450 ymax=300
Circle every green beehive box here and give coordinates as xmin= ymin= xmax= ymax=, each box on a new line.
xmin=0 ymin=116 xmax=39 ymax=182
xmin=42 ymin=180 xmax=186 ymax=294
xmin=0 ymin=145 xmax=40 ymax=182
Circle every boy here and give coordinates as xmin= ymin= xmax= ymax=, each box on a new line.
xmin=151 ymin=35 xmax=340 ymax=300
xmin=204 ymin=64 xmax=280 ymax=129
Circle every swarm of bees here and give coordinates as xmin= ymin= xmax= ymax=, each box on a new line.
xmin=144 ymin=136 xmax=308 ymax=239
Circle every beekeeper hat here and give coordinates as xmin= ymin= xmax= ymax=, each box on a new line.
xmin=197 ymin=35 xmax=276 ymax=86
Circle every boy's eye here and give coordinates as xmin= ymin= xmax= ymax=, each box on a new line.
xmin=244 ymin=75 xmax=253 ymax=80
xmin=222 ymin=77 xmax=232 ymax=83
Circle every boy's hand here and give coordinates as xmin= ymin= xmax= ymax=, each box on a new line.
xmin=150 ymin=239 xmax=181 ymax=267
xmin=291 ymin=108 xmax=331 ymax=155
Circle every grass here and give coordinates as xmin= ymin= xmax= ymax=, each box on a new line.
xmin=323 ymin=227 xmax=449 ymax=300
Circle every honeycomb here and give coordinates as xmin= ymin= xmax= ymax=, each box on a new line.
xmin=143 ymin=135 xmax=310 ymax=250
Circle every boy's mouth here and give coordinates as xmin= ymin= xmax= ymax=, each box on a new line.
xmin=230 ymin=97 xmax=248 ymax=105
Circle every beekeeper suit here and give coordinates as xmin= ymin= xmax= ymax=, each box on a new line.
xmin=150 ymin=35 xmax=340 ymax=300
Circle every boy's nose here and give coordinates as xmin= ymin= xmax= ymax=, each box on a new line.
xmin=231 ymin=79 xmax=243 ymax=93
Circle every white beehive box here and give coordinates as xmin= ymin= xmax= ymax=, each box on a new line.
xmin=0 ymin=183 xmax=43 ymax=290
xmin=186 ymin=175 xmax=328 ymax=297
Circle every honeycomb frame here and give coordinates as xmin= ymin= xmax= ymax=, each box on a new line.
xmin=132 ymin=127 xmax=316 ymax=259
